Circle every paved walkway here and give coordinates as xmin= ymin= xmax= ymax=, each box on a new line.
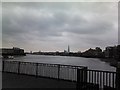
xmin=2 ymin=72 xmax=76 ymax=89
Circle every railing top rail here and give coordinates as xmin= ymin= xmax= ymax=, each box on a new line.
xmin=2 ymin=60 xmax=85 ymax=69
xmin=3 ymin=60 xmax=116 ymax=73
xmin=87 ymin=69 xmax=116 ymax=73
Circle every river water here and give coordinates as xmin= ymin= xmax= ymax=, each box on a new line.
xmin=2 ymin=54 xmax=116 ymax=72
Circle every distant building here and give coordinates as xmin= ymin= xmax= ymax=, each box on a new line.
xmin=117 ymin=45 xmax=120 ymax=61
xmin=30 ymin=51 xmax=32 ymax=54
xmin=68 ymin=45 xmax=70 ymax=53
xmin=64 ymin=50 xmax=67 ymax=53
xmin=63 ymin=45 xmax=70 ymax=54
xmin=104 ymin=45 xmax=120 ymax=59
xmin=0 ymin=47 xmax=25 ymax=56
xmin=104 ymin=46 xmax=114 ymax=58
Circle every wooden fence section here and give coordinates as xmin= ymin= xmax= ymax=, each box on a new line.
xmin=2 ymin=60 xmax=118 ymax=90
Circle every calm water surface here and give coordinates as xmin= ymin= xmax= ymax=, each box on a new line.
xmin=3 ymin=54 xmax=116 ymax=72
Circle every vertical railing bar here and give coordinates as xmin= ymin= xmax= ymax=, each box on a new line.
xmin=96 ymin=71 xmax=97 ymax=85
xmin=97 ymin=71 xmax=99 ymax=86
xmin=84 ymin=67 xmax=87 ymax=88
xmin=109 ymin=73 xmax=111 ymax=87
xmin=92 ymin=71 xmax=93 ymax=84
xmin=69 ymin=68 xmax=70 ymax=80
xmin=43 ymin=64 xmax=45 ymax=76
xmin=67 ymin=67 xmax=68 ymax=80
xmin=77 ymin=68 xmax=80 ymax=90
xmin=36 ymin=63 xmax=38 ymax=77
xmin=49 ymin=65 xmax=51 ymax=77
xmin=2 ymin=60 xmax=4 ymax=72
xmin=102 ymin=72 xmax=105 ymax=86
xmin=40 ymin=64 xmax=42 ymax=76
xmin=38 ymin=63 xmax=40 ymax=76
xmin=116 ymin=65 xmax=120 ymax=90
xmin=43 ymin=64 xmax=44 ymax=76
xmin=94 ymin=71 xmax=96 ymax=84
xmin=18 ymin=61 xmax=21 ymax=74
xmin=65 ymin=66 xmax=67 ymax=79
xmin=106 ymin=72 xmax=108 ymax=87
xmin=45 ymin=64 xmax=47 ymax=77
xmin=50 ymin=65 xmax=52 ymax=78
xmin=47 ymin=64 xmax=49 ymax=77
xmin=113 ymin=73 xmax=115 ymax=88
xmin=52 ymin=65 xmax=53 ymax=78
xmin=89 ymin=70 xmax=91 ymax=83
xmin=87 ymin=70 xmax=88 ymax=83
xmin=100 ymin=71 xmax=102 ymax=88
xmin=91 ymin=70 xmax=93 ymax=84
xmin=47 ymin=64 xmax=50 ymax=77
xmin=58 ymin=64 xmax=60 ymax=80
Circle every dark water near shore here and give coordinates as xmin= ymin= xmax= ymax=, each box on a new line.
xmin=2 ymin=54 xmax=116 ymax=72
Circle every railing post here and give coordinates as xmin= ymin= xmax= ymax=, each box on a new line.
xmin=116 ymin=62 xmax=120 ymax=90
xmin=77 ymin=67 xmax=88 ymax=90
xmin=58 ymin=64 xmax=60 ymax=80
xmin=18 ymin=62 xmax=21 ymax=74
xmin=36 ymin=63 xmax=38 ymax=77
xmin=83 ymin=67 xmax=88 ymax=86
xmin=77 ymin=68 xmax=81 ymax=90
xmin=2 ymin=60 xmax=4 ymax=72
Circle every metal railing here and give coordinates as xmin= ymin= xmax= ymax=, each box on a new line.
xmin=87 ymin=69 xmax=116 ymax=89
xmin=77 ymin=68 xmax=117 ymax=90
xmin=2 ymin=60 xmax=119 ymax=90
xmin=2 ymin=60 xmax=84 ymax=81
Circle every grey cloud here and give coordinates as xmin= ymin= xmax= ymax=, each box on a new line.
xmin=2 ymin=2 xmax=118 ymax=51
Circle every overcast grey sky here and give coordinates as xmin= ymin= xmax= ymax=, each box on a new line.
xmin=2 ymin=2 xmax=118 ymax=52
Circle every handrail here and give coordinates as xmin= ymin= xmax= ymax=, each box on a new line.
xmin=2 ymin=60 xmax=117 ymax=89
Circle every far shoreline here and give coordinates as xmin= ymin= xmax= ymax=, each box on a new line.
xmin=29 ymin=53 xmax=117 ymax=68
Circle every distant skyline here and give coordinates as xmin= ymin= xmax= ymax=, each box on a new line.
xmin=2 ymin=2 xmax=118 ymax=52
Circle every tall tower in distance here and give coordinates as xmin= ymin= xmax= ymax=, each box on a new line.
xmin=68 ymin=45 xmax=70 ymax=53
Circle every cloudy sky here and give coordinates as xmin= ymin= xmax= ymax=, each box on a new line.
xmin=2 ymin=2 xmax=118 ymax=52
